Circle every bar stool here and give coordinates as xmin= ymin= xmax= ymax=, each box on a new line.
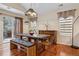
xmin=42 ymin=39 xmax=51 ymax=50
xmin=41 ymin=36 xmax=51 ymax=50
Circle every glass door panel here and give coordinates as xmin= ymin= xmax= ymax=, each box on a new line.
xmin=3 ymin=16 xmax=15 ymax=43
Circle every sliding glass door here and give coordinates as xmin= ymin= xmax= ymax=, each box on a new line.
xmin=3 ymin=15 xmax=15 ymax=43
xmin=1 ymin=15 xmax=23 ymax=43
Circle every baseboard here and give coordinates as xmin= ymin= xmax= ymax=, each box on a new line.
xmin=0 ymin=42 xmax=9 ymax=45
xmin=57 ymin=42 xmax=71 ymax=46
xmin=71 ymin=45 xmax=79 ymax=49
xmin=57 ymin=42 xmax=79 ymax=49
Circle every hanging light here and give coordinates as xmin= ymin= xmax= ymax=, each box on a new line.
xmin=25 ymin=4 xmax=38 ymax=19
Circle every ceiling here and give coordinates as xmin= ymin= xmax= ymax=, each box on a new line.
xmin=21 ymin=3 xmax=79 ymax=15
xmin=2 ymin=3 xmax=79 ymax=16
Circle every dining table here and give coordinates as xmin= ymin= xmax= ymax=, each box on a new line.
xmin=16 ymin=33 xmax=50 ymax=55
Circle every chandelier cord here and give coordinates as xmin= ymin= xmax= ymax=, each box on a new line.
xmin=30 ymin=3 xmax=32 ymax=8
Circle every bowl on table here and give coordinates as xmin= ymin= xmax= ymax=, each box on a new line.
xmin=29 ymin=32 xmax=34 ymax=35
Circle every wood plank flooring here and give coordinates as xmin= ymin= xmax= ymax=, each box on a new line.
xmin=0 ymin=43 xmax=79 ymax=56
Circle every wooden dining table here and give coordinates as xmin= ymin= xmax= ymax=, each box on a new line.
xmin=16 ymin=33 xmax=50 ymax=55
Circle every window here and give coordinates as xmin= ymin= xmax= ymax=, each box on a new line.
xmin=57 ymin=9 xmax=76 ymax=36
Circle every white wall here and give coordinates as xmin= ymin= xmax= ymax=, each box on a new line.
xmin=23 ymin=17 xmax=29 ymax=33
xmin=0 ymin=15 xmax=3 ymax=44
xmin=38 ymin=12 xmax=58 ymax=30
xmin=73 ymin=8 xmax=79 ymax=47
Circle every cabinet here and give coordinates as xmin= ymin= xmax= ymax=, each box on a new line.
xmin=39 ymin=30 xmax=57 ymax=44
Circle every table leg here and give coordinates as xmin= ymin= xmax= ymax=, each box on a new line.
xmin=35 ymin=39 xmax=45 ymax=56
xmin=20 ymin=36 xmax=23 ymax=39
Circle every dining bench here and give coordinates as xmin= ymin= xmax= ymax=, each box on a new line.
xmin=10 ymin=38 xmax=36 ymax=56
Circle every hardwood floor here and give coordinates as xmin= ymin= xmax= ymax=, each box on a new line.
xmin=40 ymin=44 xmax=79 ymax=56
xmin=0 ymin=43 xmax=79 ymax=56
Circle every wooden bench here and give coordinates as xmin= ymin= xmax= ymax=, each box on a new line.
xmin=10 ymin=38 xmax=36 ymax=56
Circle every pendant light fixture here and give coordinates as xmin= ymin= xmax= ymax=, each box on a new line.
xmin=25 ymin=3 xmax=38 ymax=20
